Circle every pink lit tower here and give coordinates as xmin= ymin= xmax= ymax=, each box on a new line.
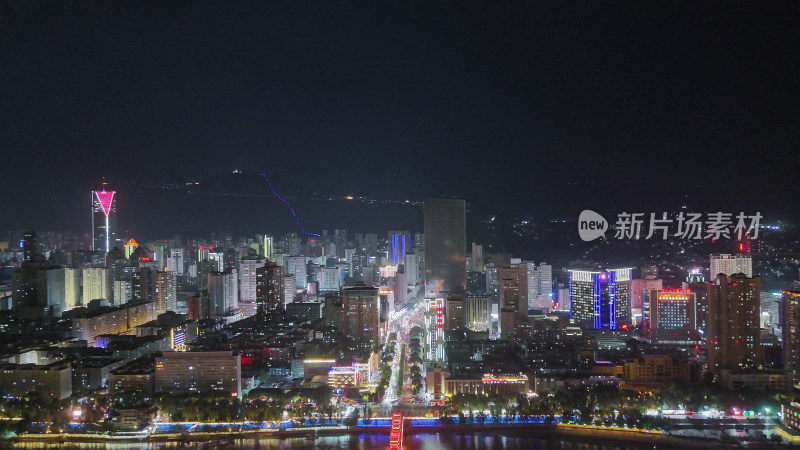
xmin=91 ymin=189 xmax=116 ymax=253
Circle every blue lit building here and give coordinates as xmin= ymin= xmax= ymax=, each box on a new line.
xmin=388 ymin=231 xmax=411 ymax=266
xmin=568 ymin=268 xmax=632 ymax=330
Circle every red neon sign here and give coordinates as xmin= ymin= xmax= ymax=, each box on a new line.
xmin=389 ymin=413 xmax=403 ymax=450
xmin=94 ymin=190 xmax=115 ymax=216
xmin=140 ymin=256 xmax=151 ymax=262
xmin=661 ymin=288 xmax=692 ymax=293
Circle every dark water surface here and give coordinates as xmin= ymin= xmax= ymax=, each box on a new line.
xmin=11 ymin=431 xmax=691 ymax=449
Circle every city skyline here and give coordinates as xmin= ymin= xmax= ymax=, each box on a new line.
xmin=2 ymin=2 xmax=800 ymax=447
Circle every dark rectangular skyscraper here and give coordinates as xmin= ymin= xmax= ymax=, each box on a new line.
xmin=424 ymin=198 xmax=466 ymax=297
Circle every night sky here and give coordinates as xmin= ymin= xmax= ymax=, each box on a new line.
xmin=2 ymin=2 xmax=799 ymax=237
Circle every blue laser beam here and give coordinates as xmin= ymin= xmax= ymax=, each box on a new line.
xmin=259 ymin=173 xmax=319 ymax=237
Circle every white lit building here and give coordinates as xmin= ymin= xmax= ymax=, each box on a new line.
xmin=710 ymin=254 xmax=752 ymax=278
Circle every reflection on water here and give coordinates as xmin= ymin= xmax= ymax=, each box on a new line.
xmin=11 ymin=431 xmax=682 ymax=449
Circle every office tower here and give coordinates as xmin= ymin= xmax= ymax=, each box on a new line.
xmin=345 ymin=247 xmax=356 ymax=275
xmin=783 ymin=291 xmax=800 ymax=382
xmin=64 ymin=267 xmax=81 ymax=310
xmin=154 ymin=351 xmax=241 ymax=397
xmin=556 ymin=286 xmax=570 ymax=312
xmin=423 ymin=198 xmax=466 ymax=297
xmin=499 ymin=265 xmax=527 ymax=313
xmin=464 ymin=296 xmax=490 ymax=331
xmin=284 ymin=233 xmax=301 ymax=255
xmin=113 ymin=280 xmax=132 ymax=304
xmin=404 ymin=252 xmax=419 ymax=286
xmin=485 ymin=263 xmax=499 ymax=298
xmin=365 ymin=233 xmax=378 ymax=255
xmin=166 ymin=248 xmax=184 ymax=275
xmin=283 ymin=274 xmax=296 ymax=305
xmin=150 ymin=244 xmax=167 ymax=271
xmin=707 ymin=274 xmax=762 ymax=373
xmin=208 ymin=271 xmax=238 ymax=317
xmin=82 ymin=267 xmax=110 ymax=303
xmin=44 ymin=267 xmax=66 ymax=315
xmin=686 ymin=269 xmax=705 ymax=284
xmin=413 ymin=232 xmax=425 ymax=250
xmin=197 ymin=245 xmax=210 ymax=262
xmin=319 ymin=267 xmax=341 ymax=292
xmin=444 ymin=295 xmax=465 ymax=331
xmin=91 ymin=190 xmax=116 ymax=253
xmin=22 ymin=231 xmax=37 ymax=262
xmin=124 ymin=239 xmax=138 ymax=259
xmin=471 ymin=243 xmax=484 ymax=272
xmin=631 ymin=277 xmax=662 ymax=322
xmin=285 ymin=256 xmax=307 ymax=289
xmin=393 ymin=270 xmax=408 ymax=303
xmin=388 ymin=231 xmax=410 ymax=266
xmin=341 ymin=283 xmax=380 ymax=350
xmin=256 ymin=262 xmax=283 ymax=313
xmin=153 ymin=271 xmax=177 ymax=314
xmin=333 ymin=229 xmax=347 ymax=259
xmin=710 ymin=254 xmax=753 ymax=278
xmin=134 ymin=267 xmax=156 ymax=302
xmin=641 ymin=265 xmax=658 ymax=279
xmin=568 ymin=268 xmax=632 ymax=330
xmin=525 ymin=262 xmax=552 ymax=310
xmin=351 ymin=252 xmax=368 ymax=281
xmin=239 ymin=258 xmax=266 ymax=317
xmin=647 ymin=289 xmax=697 ymax=343
xmin=259 ymin=234 xmax=273 ymax=260
xmin=208 ymin=251 xmax=225 ymax=272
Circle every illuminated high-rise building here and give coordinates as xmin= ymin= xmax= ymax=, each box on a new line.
xmin=256 ymin=262 xmax=284 ymax=313
xmin=239 ymin=257 xmax=266 ymax=317
xmin=568 ymin=268 xmax=632 ymax=330
xmin=707 ymin=274 xmax=762 ymax=373
xmin=444 ymin=294 xmax=464 ymax=331
xmin=341 ymin=283 xmax=380 ymax=350
xmin=525 ymin=262 xmax=552 ymax=310
xmin=631 ymin=277 xmax=662 ymax=322
xmin=153 ymin=271 xmax=177 ymax=314
xmin=470 ymin=243 xmax=485 ymax=272
xmin=365 ymin=233 xmax=378 ymax=255
xmin=499 ymin=266 xmax=526 ymax=314
xmin=404 ymin=252 xmax=420 ymax=286
xmin=64 ymin=267 xmax=81 ymax=310
xmin=262 ymin=234 xmax=274 ymax=260
xmin=319 ymin=267 xmax=341 ymax=292
xmin=285 ymin=256 xmax=307 ymax=289
xmin=82 ymin=267 xmax=110 ymax=303
xmin=464 ymin=296 xmax=490 ymax=331
xmin=91 ymin=190 xmax=116 ymax=253
xmin=647 ymin=289 xmax=697 ymax=343
xmin=166 ymin=248 xmax=184 ymax=274
xmin=124 ymin=239 xmax=138 ymax=259
xmin=388 ymin=231 xmax=411 ymax=266
xmin=423 ymin=198 xmax=466 ymax=297
xmin=782 ymin=290 xmax=800 ymax=382
xmin=208 ymin=270 xmax=238 ymax=317
xmin=710 ymin=254 xmax=752 ymax=278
